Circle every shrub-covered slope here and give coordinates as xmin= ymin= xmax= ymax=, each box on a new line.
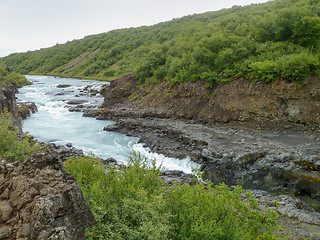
xmin=1 ymin=0 xmax=320 ymax=85
xmin=0 ymin=65 xmax=30 ymax=87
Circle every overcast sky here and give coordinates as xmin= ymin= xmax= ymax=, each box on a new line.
xmin=0 ymin=0 xmax=270 ymax=55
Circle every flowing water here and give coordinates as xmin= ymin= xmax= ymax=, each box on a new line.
xmin=17 ymin=75 xmax=199 ymax=173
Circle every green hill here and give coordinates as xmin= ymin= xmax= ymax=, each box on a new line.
xmin=1 ymin=0 xmax=320 ymax=87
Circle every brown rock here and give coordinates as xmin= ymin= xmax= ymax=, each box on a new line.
xmin=99 ymin=75 xmax=320 ymax=131
xmin=0 ymin=147 xmax=96 ymax=239
xmin=0 ymin=201 xmax=12 ymax=222
xmin=0 ymin=84 xmax=20 ymax=127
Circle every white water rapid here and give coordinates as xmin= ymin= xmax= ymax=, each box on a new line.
xmin=18 ymin=75 xmax=199 ymax=173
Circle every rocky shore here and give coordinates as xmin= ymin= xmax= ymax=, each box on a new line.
xmin=82 ymin=73 xmax=320 ymax=239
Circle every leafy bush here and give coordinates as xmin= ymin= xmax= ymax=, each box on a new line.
xmin=166 ymin=181 xmax=279 ymax=240
xmin=65 ymin=153 xmax=170 ymax=240
xmin=64 ymin=153 xmax=281 ymax=240
xmin=0 ymin=110 xmax=42 ymax=162
xmin=249 ymin=52 xmax=320 ymax=82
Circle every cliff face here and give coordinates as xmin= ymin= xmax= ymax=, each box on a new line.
xmin=100 ymin=75 xmax=320 ymax=130
xmin=0 ymin=84 xmax=20 ymax=126
xmin=0 ymin=147 xmax=96 ymax=240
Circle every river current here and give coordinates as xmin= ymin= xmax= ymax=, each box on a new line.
xmin=17 ymin=75 xmax=198 ymax=173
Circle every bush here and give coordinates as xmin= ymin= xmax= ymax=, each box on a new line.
xmin=166 ymin=181 xmax=279 ymax=240
xmin=0 ymin=110 xmax=41 ymax=162
xmin=249 ymin=52 xmax=320 ymax=82
xmin=64 ymin=153 xmax=281 ymax=240
xmin=64 ymin=153 xmax=171 ymax=240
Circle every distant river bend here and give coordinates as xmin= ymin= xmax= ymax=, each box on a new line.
xmin=18 ymin=75 xmax=199 ymax=173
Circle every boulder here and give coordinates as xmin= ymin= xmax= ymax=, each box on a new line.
xmin=17 ymin=101 xmax=38 ymax=119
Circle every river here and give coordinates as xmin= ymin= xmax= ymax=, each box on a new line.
xmin=17 ymin=75 xmax=199 ymax=173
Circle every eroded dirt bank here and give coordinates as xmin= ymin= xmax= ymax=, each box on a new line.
xmin=97 ymin=73 xmax=320 ymax=131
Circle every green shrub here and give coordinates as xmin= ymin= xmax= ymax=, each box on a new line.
xmin=249 ymin=52 xmax=320 ymax=82
xmin=0 ymin=110 xmax=41 ymax=162
xmin=64 ymin=153 xmax=171 ymax=240
xmin=64 ymin=153 xmax=281 ymax=240
xmin=166 ymin=181 xmax=279 ymax=240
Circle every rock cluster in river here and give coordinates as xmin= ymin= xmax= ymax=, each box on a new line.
xmin=0 ymin=146 xmax=96 ymax=240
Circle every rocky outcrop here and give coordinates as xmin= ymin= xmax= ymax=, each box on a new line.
xmin=101 ymin=73 xmax=138 ymax=107
xmin=103 ymin=117 xmax=320 ymax=212
xmin=0 ymin=147 xmax=96 ymax=240
xmin=0 ymin=84 xmax=20 ymax=126
xmin=247 ymin=189 xmax=320 ymax=240
xmin=17 ymin=101 xmax=38 ymax=119
xmin=99 ymin=74 xmax=320 ymax=131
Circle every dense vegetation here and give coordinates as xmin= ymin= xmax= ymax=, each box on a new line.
xmin=0 ymin=65 xmax=30 ymax=87
xmin=0 ymin=110 xmax=41 ymax=162
xmin=1 ymin=0 xmax=320 ymax=87
xmin=65 ymin=153 xmax=281 ymax=240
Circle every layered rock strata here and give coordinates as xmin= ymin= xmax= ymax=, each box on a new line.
xmin=96 ymin=74 xmax=320 ymax=131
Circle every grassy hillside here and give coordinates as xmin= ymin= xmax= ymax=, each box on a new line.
xmin=1 ymin=0 xmax=320 ymax=87
xmin=0 ymin=65 xmax=30 ymax=87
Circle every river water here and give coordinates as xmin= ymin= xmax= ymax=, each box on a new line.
xmin=17 ymin=75 xmax=199 ymax=173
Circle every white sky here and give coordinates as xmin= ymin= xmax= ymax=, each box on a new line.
xmin=0 ymin=0 xmax=270 ymax=54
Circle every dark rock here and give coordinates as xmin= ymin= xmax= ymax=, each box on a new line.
xmin=101 ymin=73 xmax=137 ymax=107
xmin=66 ymin=100 xmax=88 ymax=105
xmin=99 ymin=75 xmax=320 ymax=132
xmin=0 ymin=83 xmax=20 ymax=127
xmin=105 ymin=117 xmax=320 ymax=213
xmin=57 ymin=84 xmax=72 ymax=88
xmin=101 ymin=158 xmax=118 ymax=165
xmin=55 ymin=92 xmax=67 ymax=96
xmin=49 ymin=143 xmax=84 ymax=160
xmin=103 ymin=124 xmax=119 ymax=131
xmin=17 ymin=101 xmax=38 ymax=119
xmin=161 ymin=170 xmax=193 ymax=185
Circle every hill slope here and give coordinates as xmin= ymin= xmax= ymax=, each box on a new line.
xmin=1 ymin=0 xmax=320 ymax=86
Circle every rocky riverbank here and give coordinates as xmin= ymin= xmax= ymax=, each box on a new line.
xmin=88 ymin=74 xmax=320 ymax=209
xmin=81 ymin=73 xmax=320 ymax=239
